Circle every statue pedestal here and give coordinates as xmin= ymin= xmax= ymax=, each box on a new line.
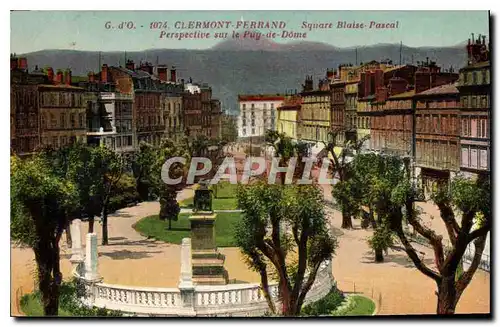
xmin=189 ymin=213 xmax=228 ymax=285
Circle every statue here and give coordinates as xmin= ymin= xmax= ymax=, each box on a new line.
xmin=193 ymin=180 xmax=213 ymax=213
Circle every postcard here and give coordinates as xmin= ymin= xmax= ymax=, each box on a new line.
xmin=10 ymin=10 xmax=491 ymax=318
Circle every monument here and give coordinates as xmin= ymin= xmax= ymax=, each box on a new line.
xmin=189 ymin=180 xmax=228 ymax=285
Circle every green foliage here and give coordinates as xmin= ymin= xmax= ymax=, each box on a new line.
xmin=235 ymin=181 xmax=338 ymax=315
xmin=301 ymin=288 xmax=345 ymax=316
xmin=159 ymin=186 xmax=180 ymax=227
xmin=334 ymin=295 xmax=376 ymax=316
xmin=134 ymin=212 xmax=242 ymax=247
xmin=20 ymin=280 xmax=123 ymax=317
xmin=367 ymin=223 xmax=395 ymax=255
xmin=11 ymin=155 xmax=77 ymax=247
xmin=108 ymin=173 xmax=140 ymax=213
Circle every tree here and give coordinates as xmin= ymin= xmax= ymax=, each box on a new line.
xmin=92 ymin=146 xmax=125 ymax=245
xmin=11 ymin=155 xmax=77 ymax=315
xmin=235 ymin=181 xmax=337 ymax=316
xmin=131 ymin=141 xmax=158 ymax=201
xmin=265 ymin=130 xmax=310 ymax=183
xmin=156 ymin=139 xmax=190 ymax=228
xmin=325 ymin=129 xmax=369 ymax=229
xmin=389 ymin=171 xmax=491 ymax=314
xmin=341 ymin=153 xmax=403 ymax=262
xmin=39 ymin=143 xmax=102 ymax=241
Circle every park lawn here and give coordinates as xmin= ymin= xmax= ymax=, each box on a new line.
xmin=179 ymin=197 xmax=239 ymax=210
xmin=134 ymin=212 xmax=242 ymax=247
xmin=211 ymin=182 xmax=238 ymax=199
xmin=342 ymin=295 xmax=376 ymax=316
xmin=20 ymin=293 xmax=72 ymax=317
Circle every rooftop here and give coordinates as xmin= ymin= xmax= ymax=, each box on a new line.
xmin=416 ymin=84 xmax=459 ymax=96
xmin=388 ymin=90 xmax=416 ymax=99
xmin=238 ymin=94 xmax=285 ymax=102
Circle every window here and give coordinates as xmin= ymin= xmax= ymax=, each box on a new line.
xmin=79 ymin=113 xmax=84 ymax=128
xmin=252 ymin=128 xmax=255 ymax=135
xmin=242 ymin=128 xmax=246 ymax=136
xmin=471 ymin=96 xmax=477 ymax=108
xmin=472 ymin=72 xmax=477 ymax=85
xmin=50 ymin=113 xmax=56 ymax=128
xmin=70 ymin=113 xmax=76 ymax=128
xmin=470 ymin=148 xmax=478 ymax=168
xmin=479 ymin=148 xmax=488 ymax=169
xmin=242 ymin=104 xmax=246 ymax=110
xmin=251 ymin=104 xmax=255 ymax=109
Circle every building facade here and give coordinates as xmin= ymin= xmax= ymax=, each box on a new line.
xmin=277 ymin=94 xmax=301 ymax=140
xmin=237 ymin=94 xmax=284 ymax=138
xmin=457 ymin=35 xmax=490 ymax=179
xmin=183 ymin=83 xmax=203 ymax=138
xmin=414 ymin=84 xmax=460 ymax=197
xmin=10 ymin=57 xmax=45 ymax=155
xmin=299 ymin=76 xmax=331 ymax=145
xmin=39 ymin=82 xmax=87 ymax=149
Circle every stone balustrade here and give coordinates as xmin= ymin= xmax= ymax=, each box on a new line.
xmin=74 ymin=233 xmax=335 ymax=316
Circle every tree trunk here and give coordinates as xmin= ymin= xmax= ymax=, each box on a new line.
xmin=436 ymin=275 xmax=458 ymax=314
xmin=341 ymin=210 xmax=353 ymax=229
xmin=35 ymin=237 xmax=61 ymax=316
xmin=65 ymin=220 xmax=72 ymax=248
xmin=375 ymin=248 xmax=384 ymax=262
xmin=258 ymin=268 xmax=276 ymax=314
xmin=168 ymin=218 xmax=172 ymax=230
xmin=102 ymin=203 xmax=109 ymax=245
xmin=88 ymin=217 xmax=95 ymax=234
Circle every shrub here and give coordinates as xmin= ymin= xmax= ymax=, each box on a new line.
xmin=20 ymin=279 xmax=123 ymax=317
xmin=301 ymin=287 xmax=345 ymax=316
xmin=108 ymin=173 xmax=140 ymax=213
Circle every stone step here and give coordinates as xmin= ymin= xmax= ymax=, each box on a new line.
xmin=193 ymin=276 xmax=228 ymax=285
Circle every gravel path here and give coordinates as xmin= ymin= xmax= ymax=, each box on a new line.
xmin=11 ymin=186 xmax=490 ymax=316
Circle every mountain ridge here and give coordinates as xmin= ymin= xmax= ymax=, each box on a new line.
xmin=19 ymin=43 xmax=468 ymax=114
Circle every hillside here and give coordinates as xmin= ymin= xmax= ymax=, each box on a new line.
xmin=21 ymin=43 xmax=467 ymax=114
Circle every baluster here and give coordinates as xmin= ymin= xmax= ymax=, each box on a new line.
xmin=210 ymin=292 xmax=215 ymax=305
xmin=147 ymin=292 xmax=153 ymax=305
xmin=160 ymin=293 xmax=165 ymax=306
xmin=217 ymin=292 xmax=223 ymax=304
xmin=224 ymin=291 xmax=229 ymax=304
xmin=155 ymin=293 xmax=160 ymax=306
xmin=230 ymin=291 xmax=235 ymax=303
xmin=203 ymin=293 xmax=208 ymax=305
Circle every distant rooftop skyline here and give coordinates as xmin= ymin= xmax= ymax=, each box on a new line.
xmin=11 ymin=11 xmax=489 ymax=53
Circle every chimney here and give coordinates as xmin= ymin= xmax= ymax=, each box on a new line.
xmin=101 ymin=64 xmax=108 ymax=83
xmin=374 ymin=69 xmax=384 ymax=91
xmin=64 ymin=69 xmax=72 ymax=85
xmin=10 ymin=56 xmax=18 ymax=70
xmin=47 ymin=67 xmax=54 ymax=82
xmin=126 ymin=59 xmax=135 ymax=71
xmin=388 ymin=77 xmax=408 ymax=96
xmin=18 ymin=57 xmax=28 ymax=71
xmin=326 ymin=68 xmax=334 ymax=80
xmin=139 ymin=62 xmax=153 ymax=75
xmin=56 ymin=70 xmax=64 ymax=84
xmin=170 ymin=66 xmax=177 ymax=82
xmin=88 ymin=71 xmax=95 ymax=83
xmin=157 ymin=65 xmax=168 ymax=82
xmin=376 ymin=86 xmax=388 ymax=103
xmin=358 ymin=72 xmax=366 ymax=98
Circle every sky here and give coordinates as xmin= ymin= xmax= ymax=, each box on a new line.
xmin=10 ymin=11 xmax=490 ymax=53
